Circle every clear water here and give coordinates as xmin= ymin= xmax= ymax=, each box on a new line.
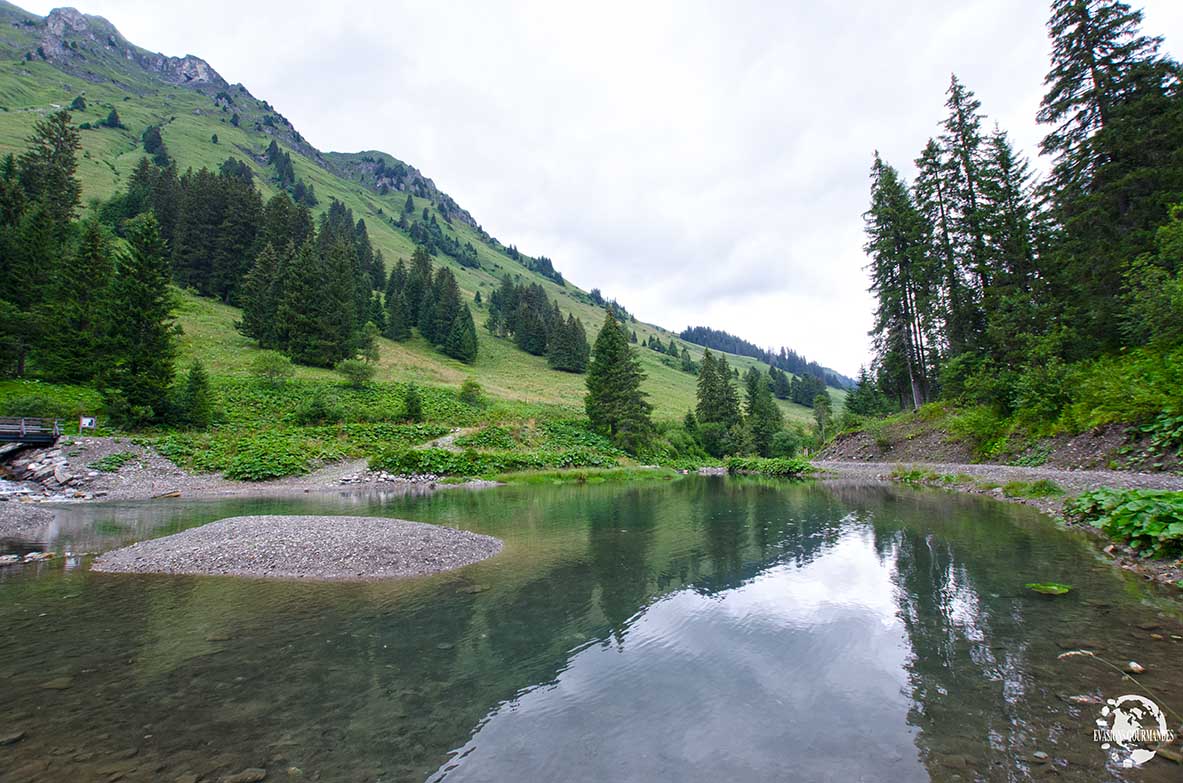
xmin=1 ymin=478 xmax=1181 ymax=782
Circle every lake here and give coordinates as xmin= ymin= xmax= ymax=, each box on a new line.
xmin=1 ymin=477 xmax=1181 ymax=782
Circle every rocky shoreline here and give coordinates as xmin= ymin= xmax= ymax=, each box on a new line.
xmin=90 ymin=515 xmax=503 ymax=580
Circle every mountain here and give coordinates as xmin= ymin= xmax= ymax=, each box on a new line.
xmin=0 ymin=2 xmax=845 ymax=419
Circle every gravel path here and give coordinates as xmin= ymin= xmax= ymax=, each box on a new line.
xmin=814 ymin=460 xmax=1183 ymax=492
xmin=90 ymin=515 xmax=503 ymax=581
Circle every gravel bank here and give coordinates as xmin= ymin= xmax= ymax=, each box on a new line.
xmin=816 ymin=460 xmax=1183 ymax=588
xmin=814 ymin=460 xmax=1183 ymax=493
xmin=90 ymin=515 xmax=503 ymax=580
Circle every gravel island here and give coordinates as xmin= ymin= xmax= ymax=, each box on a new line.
xmin=90 ymin=515 xmax=503 ymax=580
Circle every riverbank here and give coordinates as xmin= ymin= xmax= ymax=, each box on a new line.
xmin=816 ymin=460 xmax=1183 ymax=589
xmin=91 ymin=515 xmax=503 ymax=580
xmin=0 ymin=437 xmax=499 ymax=543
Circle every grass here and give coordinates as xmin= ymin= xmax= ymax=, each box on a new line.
xmin=87 ymin=451 xmax=136 ymax=472
xmin=1002 ymin=479 xmax=1065 ymax=499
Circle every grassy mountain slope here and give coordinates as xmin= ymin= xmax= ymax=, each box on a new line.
xmin=0 ymin=2 xmax=843 ymax=423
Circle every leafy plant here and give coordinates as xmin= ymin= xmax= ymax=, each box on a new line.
xmin=455 ymin=425 xmax=518 ymax=450
xmin=1025 ymin=582 xmax=1072 ymax=595
xmin=88 ymin=452 xmax=136 ymax=472
xmin=1002 ymin=479 xmax=1064 ymax=498
xmin=1067 ymin=488 xmax=1183 ymax=558
xmin=369 ymin=447 xmax=617 ymax=477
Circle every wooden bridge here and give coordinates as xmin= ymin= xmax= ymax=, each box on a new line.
xmin=0 ymin=417 xmax=63 ymax=446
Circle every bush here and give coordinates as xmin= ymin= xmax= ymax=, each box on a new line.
xmin=335 ymin=358 xmax=376 ymax=389
xmin=454 ymin=425 xmax=517 ymax=450
xmin=1067 ymin=488 xmax=1183 ymax=558
xmin=250 ymin=351 xmax=295 ymax=387
xmin=770 ymin=427 xmax=806 ymax=458
xmin=369 ymin=447 xmax=617 ymax=477
xmin=458 ymin=379 xmax=485 ymax=407
xmin=724 ymin=456 xmax=813 ymax=477
xmin=291 ymin=391 xmax=345 ymax=426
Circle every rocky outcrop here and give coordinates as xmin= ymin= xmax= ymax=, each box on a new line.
xmin=37 ymin=7 xmax=228 ymax=88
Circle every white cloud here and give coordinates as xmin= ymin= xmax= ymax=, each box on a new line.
xmin=20 ymin=0 xmax=1183 ymax=375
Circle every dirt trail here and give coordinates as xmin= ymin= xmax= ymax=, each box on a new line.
xmin=815 ymin=460 xmax=1183 ymax=493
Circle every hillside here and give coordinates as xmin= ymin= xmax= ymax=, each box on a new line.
xmin=0 ymin=2 xmax=844 ymax=425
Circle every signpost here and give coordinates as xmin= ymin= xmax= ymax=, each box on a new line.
xmin=79 ymin=416 xmax=97 ymax=431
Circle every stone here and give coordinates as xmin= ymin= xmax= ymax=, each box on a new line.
xmin=41 ymin=676 xmax=74 ymax=690
xmin=0 ymin=730 xmax=26 ymax=745
xmin=175 ymin=775 xmax=198 ymax=783
xmin=1033 ymin=751 xmax=1050 ymax=763
xmin=1124 ymin=661 xmax=1146 ymax=674
xmin=224 ymin=769 xmax=267 ymax=783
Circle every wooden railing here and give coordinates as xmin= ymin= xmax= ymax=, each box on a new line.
xmin=0 ymin=417 xmax=63 ymax=444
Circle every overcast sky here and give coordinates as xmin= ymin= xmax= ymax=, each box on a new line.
xmin=23 ymin=1 xmax=1183 ymax=375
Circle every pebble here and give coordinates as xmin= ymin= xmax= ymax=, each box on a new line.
xmin=41 ymin=676 xmax=75 ymax=690
xmin=224 ymin=769 xmax=267 ymax=783
xmin=1125 ymin=661 xmax=1146 ymax=674
xmin=1033 ymin=751 xmax=1050 ymax=763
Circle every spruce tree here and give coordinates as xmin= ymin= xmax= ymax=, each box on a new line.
xmin=444 ymin=305 xmax=478 ymax=364
xmin=585 ymin=312 xmax=652 ymax=452
xmin=103 ymin=214 xmax=178 ymax=423
xmin=39 ymin=219 xmax=113 ymax=382
xmin=176 ymin=359 xmax=214 ymax=428
xmin=236 ymin=242 xmax=288 ymax=348
xmin=1038 ymin=0 xmax=1162 ymax=191
xmin=744 ymin=366 xmax=783 ymax=457
xmin=385 ymin=289 xmax=413 ymax=341
xmin=17 ymin=110 xmax=80 ymax=235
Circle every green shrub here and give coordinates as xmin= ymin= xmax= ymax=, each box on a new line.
xmin=335 ymin=358 xmax=376 ymax=389
xmin=1067 ymin=488 xmax=1183 ymax=558
xmin=770 ymin=427 xmax=806 ymax=458
xmin=250 ymin=351 xmax=295 ymax=387
xmin=724 ymin=456 xmax=813 ymax=477
xmin=291 ymin=391 xmax=345 ymax=425
xmin=223 ymin=435 xmax=311 ymax=481
xmin=369 ymin=447 xmax=617 ymax=477
xmin=458 ymin=379 xmax=485 ymax=407
xmin=455 ymin=425 xmax=518 ymax=450
xmin=403 ymin=383 xmax=424 ymax=423
xmin=1002 ymin=479 xmax=1064 ymax=498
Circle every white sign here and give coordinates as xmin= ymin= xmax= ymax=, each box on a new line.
xmin=79 ymin=416 xmax=97 ymax=430
xmin=1094 ymin=694 xmax=1177 ymax=767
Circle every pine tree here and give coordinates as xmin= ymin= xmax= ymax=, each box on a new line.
xmin=585 ymin=312 xmax=652 ymax=452
xmin=17 ymin=110 xmax=80 ymax=235
xmin=236 ymin=242 xmax=288 ymax=348
xmin=865 ymin=153 xmax=935 ymax=409
xmin=176 ymin=359 xmax=214 ymax=428
xmin=103 ymin=214 xmax=178 ymax=422
xmin=39 ymin=220 xmax=114 ymax=382
xmin=385 ymin=289 xmax=413 ymax=341
xmin=444 ymin=305 xmax=478 ymax=364
xmin=1038 ymin=0 xmax=1162 ymax=192
xmin=744 ymin=366 xmax=783 ymax=456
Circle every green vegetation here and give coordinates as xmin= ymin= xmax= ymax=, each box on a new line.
xmin=724 ymin=456 xmax=813 ymax=478
xmin=0 ymin=4 xmax=848 ymax=484
xmin=87 ymin=451 xmax=136 ymax=472
xmin=1067 ymin=488 xmax=1183 ymax=559
xmin=1002 ymin=479 xmax=1064 ymax=499
xmin=851 ymin=1 xmax=1183 ymax=466
xmin=370 ymin=447 xmax=618 ymax=479
xmin=495 ymin=466 xmax=680 ymax=485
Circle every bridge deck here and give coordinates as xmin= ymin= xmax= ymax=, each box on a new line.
xmin=0 ymin=417 xmax=63 ymax=445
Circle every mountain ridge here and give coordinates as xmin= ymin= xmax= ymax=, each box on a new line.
xmin=0 ymin=0 xmax=849 ymax=404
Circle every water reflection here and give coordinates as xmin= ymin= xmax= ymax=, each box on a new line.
xmin=0 ymin=479 xmax=1179 ymax=782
